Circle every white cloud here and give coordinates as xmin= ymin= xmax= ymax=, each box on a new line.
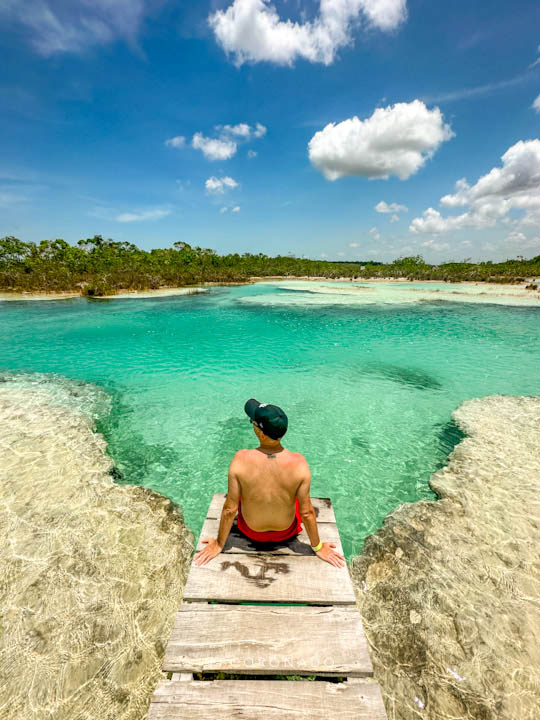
xmin=231 ymin=205 xmax=241 ymax=212
xmin=247 ymin=149 xmax=257 ymax=158
xmin=167 ymin=123 xmax=266 ymax=161
xmin=532 ymin=94 xmax=540 ymax=113
xmin=308 ymin=101 xmax=453 ymax=181
xmin=222 ymin=123 xmax=252 ymax=137
xmin=205 ymin=176 xmax=239 ymax=195
xmin=209 ymin=0 xmax=408 ymax=67
xmin=349 ymin=242 xmax=360 ymax=247
xmin=375 ymin=200 xmax=408 ymax=214
xmin=165 ymin=136 xmax=186 ymax=148
xmin=254 ymin=122 xmax=267 ymax=138
xmin=220 ymin=206 xmax=229 ymax=213
xmin=0 ymin=0 xmax=158 ymax=56
xmin=390 ymin=214 xmax=400 ymax=222
xmin=193 ymin=133 xmax=237 ymax=161
xmin=410 ymin=139 xmax=540 ymax=234
xmin=504 ymin=231 xmax=540 ymax=250
xmin=337 ymin=251 xmax=345 ymax=256
xmin=420 ymin=238 xmax=449 ymax=251
xmin=505 ymin=231 xmax=526 ymax=244
xmin=529 ymin=45 xmax=540 ymax=69
xmin=369 ymin=226 xmax=381 ymax=240
xmin=116 ymin=208 xmax=171 ymax=223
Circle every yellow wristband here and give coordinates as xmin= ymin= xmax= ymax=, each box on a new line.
xmin=312 ymin=541 xmax=323 ymax=552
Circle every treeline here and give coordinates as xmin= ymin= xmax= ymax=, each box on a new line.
xmin=0 ymin=236 xmax=539 ymax=295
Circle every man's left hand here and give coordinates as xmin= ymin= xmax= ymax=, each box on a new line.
xmin=194 ymin=538 xmax=223 ymax=566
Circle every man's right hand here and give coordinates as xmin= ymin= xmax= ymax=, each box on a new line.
xmin=315 ymin=542 xmax=346 ymax=567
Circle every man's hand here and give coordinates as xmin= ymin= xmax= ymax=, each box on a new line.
xmin=194 ymin=538 xmax=223 ymax=566
xmin=315 ymin=542 xmax=346 ymax=568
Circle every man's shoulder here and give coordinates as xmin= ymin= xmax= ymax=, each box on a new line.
xmin=231 ymin=448 xmax=255 ymax=463
xmin=284 ymin=450 xmax=309 ymax=468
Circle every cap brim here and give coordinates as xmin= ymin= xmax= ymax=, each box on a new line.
xmin=244 ymin=398 xmax=260 ymax=420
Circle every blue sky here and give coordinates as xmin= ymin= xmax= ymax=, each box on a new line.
xmin=1 ymin=0 xmax=540 ymax=262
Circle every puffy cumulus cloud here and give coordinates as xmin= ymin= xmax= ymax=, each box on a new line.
xmin=115 ymin=208 xmax=170 ymax=222
xmin=164 ymin=136 xmax=186 ymax=148
xmin=0 ymin=0 xmax=160 ymax=56
xmin=205 ymin=176 xmax=239 ymax=195
xmin=375 ymin=200 xmax=408 ymax=213
xmin=209 ymin=0 xmax=407 ymax=67
xmin=308 ymin=101 xmax=453 ymax=181
xmin=532 ymin=94 xmax=540 ymax=113
xmin=231 ymin=205 xmax=241 ymax=212
xmin=410 ymin=139 xmax=540 ymax=234
xmin=193 ymin=133 xmax=237 ymax=161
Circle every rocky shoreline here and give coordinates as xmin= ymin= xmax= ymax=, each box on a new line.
xmin=351 ymin=395 xmax=540 ymax=720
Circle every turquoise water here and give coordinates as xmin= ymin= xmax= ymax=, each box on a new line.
xmin=1 ymin=281 xmax=539 ymax=556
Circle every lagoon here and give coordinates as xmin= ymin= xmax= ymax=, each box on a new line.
xmin=1 ymin=280 xmax=540 ymax=557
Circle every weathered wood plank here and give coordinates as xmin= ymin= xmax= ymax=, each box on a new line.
xmin=147 ymin=679 xmax=386 ymax=720
xmin=183 ymin=553 xmax=355 ymax=605
xmin=207 ymin=494 xmax=336 ymax=523
xmin=196 ymin=518 xmax=342 ymax=556
xmin=164 ymin=604 xmax=372 ymax=676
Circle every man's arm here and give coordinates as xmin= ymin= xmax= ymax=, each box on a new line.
xmin=296 ymin=462 xmax=345 ymax=568
xmin=194 ymin=453 xmax=241 ymax=566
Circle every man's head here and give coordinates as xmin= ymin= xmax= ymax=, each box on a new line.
xmin=244 ymin=398 xmax=288 ymax=441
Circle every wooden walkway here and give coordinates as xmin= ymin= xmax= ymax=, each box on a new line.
xmin=147 ymin=494 xmax=387 ymax=719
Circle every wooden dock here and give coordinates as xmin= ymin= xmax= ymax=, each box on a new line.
xmin=147 ymin=494 xmax=387 ymax=719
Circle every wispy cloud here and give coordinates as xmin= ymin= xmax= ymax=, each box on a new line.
xmin=421 ymin=72 xmax=534 ymax=104
xmin=0 ymin=0 xmax=162 ymax=56
xmin=115 ymin=208 xmax=171 ymax=223
xmin=165 ymin=136 xmax=186 ymax=148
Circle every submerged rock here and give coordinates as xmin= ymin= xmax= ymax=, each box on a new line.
xmin=0 ymin=374 xmax=194 ymax=720
xmin=351 ymin=395 xmax=540 ymax=720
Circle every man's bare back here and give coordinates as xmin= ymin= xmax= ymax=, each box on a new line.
xmin=232 ymin=447 xmax=306 ymax=531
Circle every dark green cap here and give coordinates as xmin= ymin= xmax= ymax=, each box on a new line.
xmin=244 ymin=398 xmax=288 ymax=440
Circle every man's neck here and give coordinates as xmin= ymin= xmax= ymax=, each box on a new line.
xmin=257 ymin=442 xmax=284 ymax=456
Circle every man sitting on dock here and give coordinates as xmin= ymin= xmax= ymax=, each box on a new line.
xmin=194 ymin=399 xmax=345 ymax=568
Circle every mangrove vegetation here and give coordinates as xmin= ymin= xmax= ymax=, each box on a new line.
xmin=1 ymin=236 xmax=539 ymax=295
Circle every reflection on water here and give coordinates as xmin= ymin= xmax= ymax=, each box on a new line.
xmin=351 ymin=395 xmax=540 ymax=720
xmin=0 ymin=373 xmax=193 ymax=720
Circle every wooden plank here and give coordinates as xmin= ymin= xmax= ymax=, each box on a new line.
xmin=183 ymin=553 xmax=355 ymax=605
xmin=207 ymin=494 xmax=336 ymax=523
xmin=147 ymin=679 xmax=386 ymax=720
xmin=196 ymin=518 xmax=342 ymax=556
xmin=164 ymin=605 xmax=372 ymax=676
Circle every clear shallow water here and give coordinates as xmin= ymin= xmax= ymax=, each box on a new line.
xmin=1 ymin=281 xmax=539 ymax=556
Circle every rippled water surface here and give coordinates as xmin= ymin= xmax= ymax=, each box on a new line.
xmin=1 ymin=281 xmax=540 ymax=556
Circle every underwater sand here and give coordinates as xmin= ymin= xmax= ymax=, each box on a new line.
xmin=0 ymin=373 xmax=193 ymax=720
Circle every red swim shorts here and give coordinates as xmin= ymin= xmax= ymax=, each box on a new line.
xmin=237 ymin=498 xmax=302 ymax=542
